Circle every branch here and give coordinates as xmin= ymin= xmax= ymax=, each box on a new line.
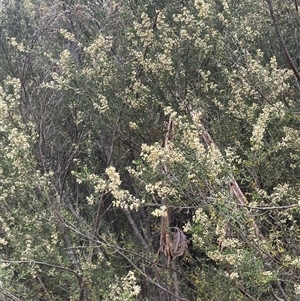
xmin=133 ymin=10 xmax=159 ymax=82
xmin=0 ymin=259 xmax=81 ymax=281
xmin=276 ymin=280 xmax=289 ymax=301
xmin=122 ymin=207 xmax=150 ymax=251
xmin=266 ymin=0 xmax=300 ymax=82
xmin=44 ymin=194 xmax=89 ymax=301
xmin=294 ymin=0 xmax=299 ymax=14
xmin=62 ymin=219 xmax=192 ymax=300
xmin=157 ymin=118 xmax=174 ymax=265
xmin=188 ymin=106 xmax=264 ymax=240
xmin=142 ymin=10 xmax=159 ymax=60
xmin=113 ymin=245 xmax=189 ymax=301
xmin=36 ymin=275 xmax=53 ymax=301
xmin=224 ymin=201 xmax=299 ymax=211
xmin=0 ymin=285 xmax=24 ymax=301
xmin=64 ymin=220 xmax=193 ymax=281
xmin=270 ymin=285 xmax=285 ymax=301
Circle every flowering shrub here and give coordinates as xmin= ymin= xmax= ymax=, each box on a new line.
xmin=1 ymin=0 xmax=300 ymax=301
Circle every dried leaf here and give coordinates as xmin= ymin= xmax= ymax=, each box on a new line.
xmin=171 ymin=227 xmax=188 ymax=259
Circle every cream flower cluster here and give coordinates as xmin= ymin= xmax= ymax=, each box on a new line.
xmin=106 ymin=166 xmax=144 ymax=210
xmin=250 ymin=102 xmax=285 ymax=151
xmin=151 ymin=205 xmax=168 ymax=217
xmin=194 ymin=0 xmax=210 ymax=17
xmin=141 ymin=142 xmax=186 ymax=171
xmin=106 ymin=270 xmax=141 ymax=301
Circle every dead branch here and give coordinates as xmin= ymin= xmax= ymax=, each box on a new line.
xmin=157 ymin=118 xmax=174 ymax=266
xmin=188 ymin=107 xmax=264 ymax=240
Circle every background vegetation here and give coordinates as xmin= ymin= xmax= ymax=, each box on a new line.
xmin=1 ymin=0 xmax=300 ymax=300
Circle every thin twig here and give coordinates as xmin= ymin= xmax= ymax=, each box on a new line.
xmin=224 ymin=201 xmax=298 ymax=211
xmin=113 ymin=245 xmax=189 ymax=301
xmin=61 ymin=216 xmax=192 ymax=299
xmin=36 ymin=275 xmax=52 ymax=301
xmin=0 ymin=260 xmax=81 ymax=283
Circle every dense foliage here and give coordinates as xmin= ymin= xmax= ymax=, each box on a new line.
xmin=1 ymin=0 xmax=300 ymax=300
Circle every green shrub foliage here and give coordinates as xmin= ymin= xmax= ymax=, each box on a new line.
xmin=0 ymin=0 xmax=300 ymax=300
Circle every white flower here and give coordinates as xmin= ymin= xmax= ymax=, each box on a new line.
xmin=151 ymin=205 xmax=168 ymax=217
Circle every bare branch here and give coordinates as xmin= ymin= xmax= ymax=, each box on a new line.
xmin=270 ymin=285 xmax=285 ymax=301
xmin=122 ymin=207 xmax=150 ymax=251
xmin=113 ymin=245 xmax=189 ymax=301
xmin=36 ymin=275 xmax=53 ymax=301
xmin=0 ymin=286 xmax=24 ymax=301
xmin=294 ymin=0 xmax=299 ymax=14
xmin=0 ymin=260 xmax=81 ymax=284
xmin=276 ymin=280 xmax=289 ymax=301
xmin=60 ymin=220 xmax=190 ymax=300
xmin=224 ymin=201 xmax=299 ymax=211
